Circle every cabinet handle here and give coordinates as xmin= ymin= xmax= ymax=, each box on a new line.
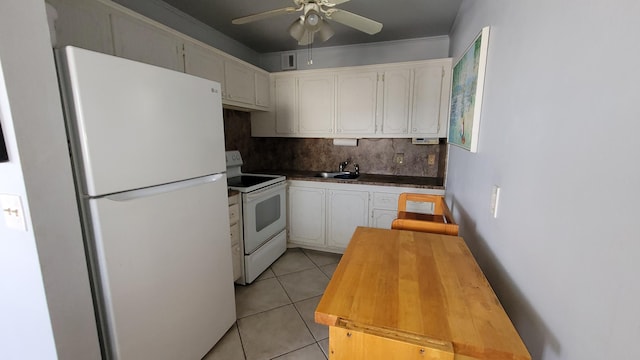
xmin=412 ymin=128 xmax=417 ymax=132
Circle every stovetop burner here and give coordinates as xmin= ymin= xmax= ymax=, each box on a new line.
xmin=227 ymin=175 xmax=276 ymax=188
xmin=225 ymin=150 xmax=286 ymax=192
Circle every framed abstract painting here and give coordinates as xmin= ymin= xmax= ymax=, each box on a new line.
xmin=448 ymin=26 xmax=490 ymax=153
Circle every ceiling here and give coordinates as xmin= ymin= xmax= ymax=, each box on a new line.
xmin=158 ymin=0 xmax=463 ymax=53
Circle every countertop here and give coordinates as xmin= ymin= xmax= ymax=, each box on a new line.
xmin=253 ymin=169 xmax=445 ymax=190
xmin=315 ymin=227 xmax=531 ymax=360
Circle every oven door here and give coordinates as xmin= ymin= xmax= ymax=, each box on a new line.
xmin=242 ymin=181 xmax=286 ymax=254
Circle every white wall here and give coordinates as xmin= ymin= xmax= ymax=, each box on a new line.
xmin=112 ymin=0 xmax=261 ymax=66
xmin=259 ymin=36 xmax=450 ymax=72
xmin=445 ymin=1 xmax=640 ymax=359
xmin=0 ymin=0 xmax=101 ymax=359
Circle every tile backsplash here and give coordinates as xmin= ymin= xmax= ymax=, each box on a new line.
xmin=223 ymin=109 xmax=446 ymax=178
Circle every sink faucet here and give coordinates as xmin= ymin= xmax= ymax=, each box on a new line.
xmin=339 ymin=160 xmax=349 ymax=172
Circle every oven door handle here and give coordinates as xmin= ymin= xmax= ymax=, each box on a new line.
xmin=244 ymin=182 xmax=286 ymax=202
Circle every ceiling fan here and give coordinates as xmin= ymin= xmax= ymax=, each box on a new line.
xmin=232 ymin=0 xmax=383 ymax=46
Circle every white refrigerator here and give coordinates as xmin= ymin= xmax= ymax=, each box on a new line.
xmin=56 ymin=46 xmax=235 ymax=360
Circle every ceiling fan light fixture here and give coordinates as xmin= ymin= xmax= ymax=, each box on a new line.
xmin=288 ymin=18 xmax=305 ymax=41
xmin=317 ymin=21 xmax=334 ymax=42
xmin=303 ymin=9 xmax=322 ymax=31
xmin=298 ymin=29 xmax=314 ymax=45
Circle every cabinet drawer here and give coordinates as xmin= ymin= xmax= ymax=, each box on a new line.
xmin=230 ymin=221 xmax=240 ymax=246
xmin=373 ymin=192 xmax=399 ymax=210
xmin=231 ymin=243 xmax=241 ymax=281
xmin=373 ymin=192 xmax=434 ymax=213
xmin=228 ymin=193 xmax=239 ymax=206
xmin=228 ymin=203 xmax=240 ymax=223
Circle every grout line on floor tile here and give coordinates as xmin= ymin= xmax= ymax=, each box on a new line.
xmin=267 ymin=343 xmax=316 ymax=360
xmin=233 ymin=321 xmax=248 ymax=360
xmin=236 ymin=302 xmax=294 ymax=320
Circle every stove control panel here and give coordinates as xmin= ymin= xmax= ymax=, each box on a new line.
xmin=225 ymin=150 xmax=243 ymax=167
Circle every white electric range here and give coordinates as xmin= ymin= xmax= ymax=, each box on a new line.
xmin=225 ymin=151 xmax=287 ymax=284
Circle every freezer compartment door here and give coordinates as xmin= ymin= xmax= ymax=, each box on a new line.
xmin=87 ymin=175 xmax=235 ymax=360
xmin=59 ymin=46 xmax=225 ymax=196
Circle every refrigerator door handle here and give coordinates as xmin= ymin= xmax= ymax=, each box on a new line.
xmin=105 ymin=174 xmax=225 ymax=201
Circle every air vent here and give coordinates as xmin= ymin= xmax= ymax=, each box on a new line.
xmin=281 ymin=52 xmax=297 ymax=70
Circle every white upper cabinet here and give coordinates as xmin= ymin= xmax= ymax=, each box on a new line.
xmin=251 ymin=59 xmax=452 ymax=139
xmin=298 ymin=74 xmax=336 ymax=135
xmin=380 ymin=68 xmax=412 ymax=134
xmin=255 ymin=72 xmax=271 ymax=109
xmin=49 ymin=0 xmax=271 ymax=112
xmin=184 ymin=41 xmax=270 ymax=111
xmin=336 ymin=71 xmax=377 ymax=135
xmin=224 ymin=61 xmax=256 ymax=106
xmin=410 ymin=60 xmax=452 ymax=138
xmin=274 ymin=76 xmax=298 ymax=134
xmin=183 ymin=41 xmax=225 ymax=90
xmin=47 ymin=0 xmax=114 ymax=55
xmin=111 ymin=12 xmax=184 ymax=72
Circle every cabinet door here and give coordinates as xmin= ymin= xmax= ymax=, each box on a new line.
xmin=224 ymin=61 xmax=256 ymax=105
xmin=288 ymin=186 xmax=326 ymax=246
xmin=336 ymin=71 xmax=377 ymax=134
xmin=183 ymin=41 xmax=225 ymax=91
xmin=111 ymin=12 xmax=184 ymax=71
xmin=371 ymin=209 xmax=398 ymax=229
xmin=327 ymin=190 xmax=369 ymax=249
xmin=274 ymin=76 xmax=298 ymax=134
xmin=410 ymin=64 xmax=445 ymax=136
xmin=255 ymin=71 xmax=271 ymax=108
xmin=381 ymin=69 xmax=412 ymax=134
xmin=298 ymin=74 xmax=335 ymax=135
xmin=47 ymin=0 xmax=114 ymax=54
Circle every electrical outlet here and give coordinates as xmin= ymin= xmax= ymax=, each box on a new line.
xmin=394 ymin=153 xmax=404 ymax=165
xmin=427 ymin=154 xmax=436 ymax=166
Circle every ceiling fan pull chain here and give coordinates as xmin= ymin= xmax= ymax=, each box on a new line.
xmin=307 ymin=36 xmax=313 ymax=65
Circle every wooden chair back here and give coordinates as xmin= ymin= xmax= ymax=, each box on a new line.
xmin=391 ymin=193 xmax=458 ymax=236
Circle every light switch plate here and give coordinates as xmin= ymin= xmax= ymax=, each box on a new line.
xmin=490 ymin=186 xmax=501 ymax=218
xmin=1 ymin=193 xmax=27 ymax=231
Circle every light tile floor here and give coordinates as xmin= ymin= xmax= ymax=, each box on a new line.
xmin=203 ymin=248 xmax=342 ymax=360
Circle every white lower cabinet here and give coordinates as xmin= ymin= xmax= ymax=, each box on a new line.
xmin=326 ymin=190 xmax=369 ymax=248
xmin=288 ymin=185 xmax=326 ymax=247
xmin=287 ymin=180 xmax=444 ymax=253
xmin=371 ymin=209 xmax=398 ymax=229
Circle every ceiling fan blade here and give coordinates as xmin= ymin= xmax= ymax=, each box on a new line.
xmin=232 ymin=7 xmax=298 ymax=25
xmin=328 ymin=0 xmax=351 ymax=5
xmin=325 ymin=9 xmax=383 ymax=35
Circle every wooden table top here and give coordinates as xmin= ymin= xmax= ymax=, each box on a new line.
xmin=315 ymin=227 xmax=530 ymax=360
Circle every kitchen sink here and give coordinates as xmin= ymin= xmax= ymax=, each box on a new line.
xmin=315 ymin=171 xmax=359 ymax=180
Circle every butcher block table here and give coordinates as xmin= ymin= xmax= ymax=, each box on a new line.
xmin=315 ymin=227 xmax=530 ymax=360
